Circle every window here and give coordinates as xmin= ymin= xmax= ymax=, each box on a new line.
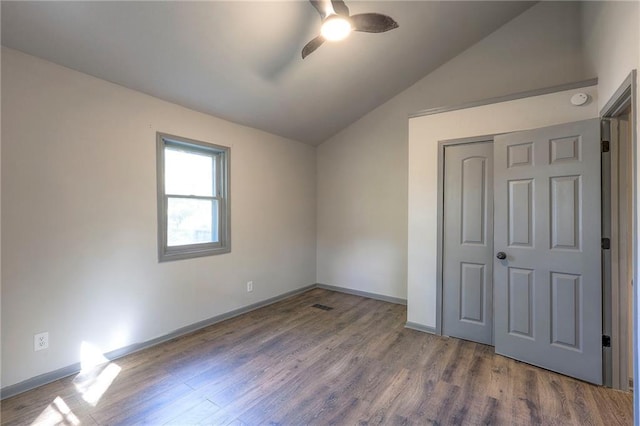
xmin=157 ymin=133 xmax=230 ymax=261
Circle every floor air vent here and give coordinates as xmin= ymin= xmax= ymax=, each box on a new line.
xmin=312 ymin=304 xmax=334 ymax=311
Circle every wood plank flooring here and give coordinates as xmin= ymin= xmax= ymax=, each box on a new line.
xmin=1 ymin=288 xmax=633 ymax=425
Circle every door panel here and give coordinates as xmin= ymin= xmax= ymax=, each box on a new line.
xmin=461 ymin=157 xmax=487 ymax=244
xmin=460 ymin=262 xmax=485 ymax=322
xmin=508 ymin=179 xmax=533 ymax=246
xmin=494 ymin=119 xmax=602 ymax=384
xmin=443 ymin=141 xmax=493 ymax=345
xmin=550 ymin=176 xmax=581 ymax=250
xmin=550 ymin=272 xmax=581 ymax=349
xmin=508 ymin=267 xmax=534 ymax=338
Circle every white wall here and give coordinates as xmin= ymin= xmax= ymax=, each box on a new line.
xmin=407 ymin=86 xmax=598 ymax=328
xmin=1 ymin=47 xmax=317 ymax=388
xmin=316 ymin=2 xmax=589 ymax=300
xmin=582 ymin=1 xmax=639 ymax=113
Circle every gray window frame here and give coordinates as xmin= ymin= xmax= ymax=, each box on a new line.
xmin=156 ymin=132 xmax=230 ymax=262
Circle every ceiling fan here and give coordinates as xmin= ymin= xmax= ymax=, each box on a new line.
xmin=302 ymin=0 xmax=399 ymax=59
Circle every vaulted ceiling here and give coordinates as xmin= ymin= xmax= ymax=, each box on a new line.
xmin=1 ymin=1 xmax=534 ymax=145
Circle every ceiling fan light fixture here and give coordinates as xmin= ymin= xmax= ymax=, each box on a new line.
xmin=321 ymin=15 xmax=352 ymax=41
xmin=302 ymin=0 xmax=398 ymax=58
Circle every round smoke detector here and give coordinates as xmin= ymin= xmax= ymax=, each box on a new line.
xmin=570 ymin=93 xmax=590 ymax=106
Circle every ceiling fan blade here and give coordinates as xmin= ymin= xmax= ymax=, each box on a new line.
xmin=351 ymin=13 xmax=399 ymax=33
xmin=331 ymin=0 xmax=350 ymax=17
xmin=309 ymin=0 xmax=333 ymax=19
xmin=302 ymin=36 xmax=325 ymax=59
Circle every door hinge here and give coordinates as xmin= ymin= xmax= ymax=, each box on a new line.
xmin=603 ymin=335 xmax=611 ymax=347
xmin=601 ymin=238 xmax=611 ymax=249
xmin=601 ymin=119 xmax=611 ymax=153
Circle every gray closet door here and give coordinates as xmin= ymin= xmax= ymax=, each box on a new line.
xmin=494 ymin=119 xmax=602 ymax=384
xmin=443 ymin=141 xmax=494 ymax=345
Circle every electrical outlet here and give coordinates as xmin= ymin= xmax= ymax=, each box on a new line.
xmin=247 ymin=281 xmax=253 ymax=292
xmin=34 ymin=332 xmax=49 ymax=351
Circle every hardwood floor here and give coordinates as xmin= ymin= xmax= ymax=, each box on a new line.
xmin=1 ymin=288 xmax=633 ymax=425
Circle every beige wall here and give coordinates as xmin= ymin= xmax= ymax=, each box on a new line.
xmin=407 ymin=86 xmax=598 ymax=328
xmin=1 ymin=47 xmax=317 ymax=388
xmin=316 ymin=2 xmax=589 ymax=300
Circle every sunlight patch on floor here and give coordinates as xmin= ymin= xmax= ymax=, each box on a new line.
xmin=72 ymin=342 xmax=121 ymax=406
xmin=30 ymin=396 xmax=80 ymax=425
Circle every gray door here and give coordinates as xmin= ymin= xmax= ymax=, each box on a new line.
xmin=443 ymin=141 xmax=494 ymax=345
xmin=493 ymin=119 xmax=602 ymax=384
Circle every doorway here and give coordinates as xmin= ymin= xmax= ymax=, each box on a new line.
xmin=601 ymin=72 xmax=636 ymax=391
xmin=603 ymin=108 xmax=634 ymax=390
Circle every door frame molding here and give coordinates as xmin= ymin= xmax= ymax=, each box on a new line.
xmin=601 ymin=70 xmax=637 ymax=392
xmin=436 ymin=135 xmax=495 ymax=336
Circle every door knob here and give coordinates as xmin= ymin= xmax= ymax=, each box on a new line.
xmin=496 ymin=252 xmax=507 ymax=260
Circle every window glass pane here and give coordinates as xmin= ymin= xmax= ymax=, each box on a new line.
xmin=167 ymin=198 xmax=219 ymax=246
xmin=165 ymin=147 xmax=215 ymax=196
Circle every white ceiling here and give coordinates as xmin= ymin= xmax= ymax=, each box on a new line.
xmin=1 ymin=1 xmax=534 ymax=145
